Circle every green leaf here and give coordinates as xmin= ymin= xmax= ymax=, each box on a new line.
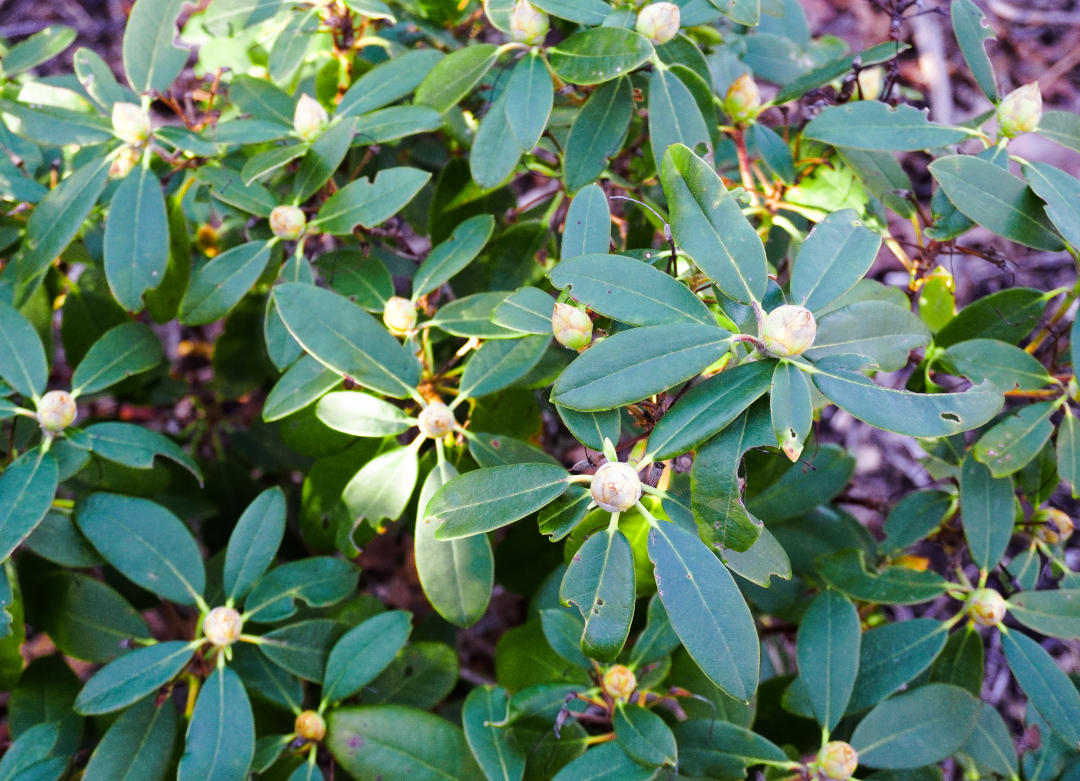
xmin=790 ymin=209 xmax=882 ymax=311
xmin=563 ymin=77 xmax=634 ymax=193
xmin=551 ymin=323 xmax=732 ymax=411
xmin=562 ymin=184 xmax=611 ymax=260
xmin=228 ymin=74 xmax=295 ymax=125
xmin=1 ymin=25 xmax=76 ymax=75
xmin=492 ymin=287 xmax=555 ymax=334
xmin=416 ymin=460 xmax=493 ymax=627
xmin=796 ymin=590 xmax=860 ymax=730
xmin=1002 ymin=630 xmax=1080 ymax=748
xmin=179 ymin=240 xmax=272 ymax=326
xmin=847 ymin=619 xmax=947 ymax=713
xmin=83 ymin=696 xmax=176 ymax=781
xmin=1038 ymin=109 xmax=1080 ymax=153
xmin=816 ymin=548 xmax=949 ymax=605
xmin=963 ymin=701 xmax=1018 ymax=778
xmin=178 ymin=666 xmax=254 ymax=781
xmin=770 ymin=360 xmax=812 ymax=459
xmin=805 ymin=301 xmax=931 ymax=371
xmin=74 ymin=47 xmax=137 ymax=111
xmin=773 ymin=41 xmax=909 ymax=104
xmin=550 ymin=254 xmax=713 ymax=326
xmin=361 ymin=641 xmax=458 ymax=708
xmin=649 ymin=67 xmax=710 ymax=175
xmin=318 ymin=249 xmax=393 ymax=312
xmin=75 ymin=640 xmax=195 ymax=715
xmin=104 ymin=168 xmax=169 ymax=313
xmin=560 ymin=526 xmax=636 ymax=661
xmin=613 ymin=704 xmax=676 ymax=767
xmin=268 ymin=7 xmax=317 ymax=82
xmin=316 ymin=391 xmax=413 ymax=437
xmin=540 ymin=609 xmax=593 ymax=668
xmin=838 ymin=147 xmax=916 ymax=218
xmin=881 ymin=490 xmax=952 ymax=555
xmin=0 ymin=449 xmax=59 ymax=563
xmin=746 ymin=444 xmax=854 ymax=522
xmin=505 ymin=52 xmax=554 ymax=152
xmin=459 ymin=336 xmax=551 ymax=400
xmin=353 ymin=106 xmax=443 ymax=145
xmin=413 ymin=215 xmax=495 ymax=299
xmin=338 ymin=49 xmax=444 ymax=118
xmin=224 ymin=488 xmax=286 ymax=603
xmin=532 ymin=0 xmax=610 ymax=23
xmin=462 ymin=686 xmax=526 ymax=781
xmin=122 ymin=0 xmax=188 ymax=94
xmin=973 ymin=402 xmax=1055 ymax=478
xmin=316 ymin=168 xmax=431 ymax=234
xmin=649 ymin=520 xmax=758 ymax=701
xmin=323 ymin=611 xmax=412 ymax=704
xmin=240 ymin=143 xmax=308 ymax=185
xmin=959 ymin=451 xmax=1014 ymax=571
xmin=75 ymin=493 xmax=206 ymax=605
xmin=934 ymin=287 xmax=1049 ymax=348
xmin=0 ymin=301 xmax=49 ymax=399
xmin=343 ymin=445 xmax=419 ymax=527
xmin=708 ymin=0 xmax=758 ymax=25
xmin=468 ymin=433 xmax=558 ymax=468
xmin=538 ymin=485 xmax=592 ymax=541
xmin=1057 ymin=410 xmax=1080 ymax=498
xmin=416 ymin=44 xmax=499 ymax=113
xmin=673 ymin=719 xmax=787 ymax=779
xmin=1024 ymin=160 xmax=1080 ymax=249
xmin=71 ymin=322 xmax=163 ymax=396
xmin=939 ymin=338 xmax=1052 ymax=391
xmin=260 ymin=619 xmax=346 ymax=682
xmin=24 ymin=510 xmax=103 ymax=568
xmin=1007 ymin=589 xmax=1080 ymax=640
xmin=724 ymin=526 xmax=791 ymax=587
xmin=929 ymin=625 xmax=984 ymax=696
xmin=274 ymin=283 xmax=421 ymax=398
xmin=294 ymin=118 xmax=357 ymax=202
xmin=804 ymin=101 xmax=969 ymax=151
xmin=429 ymin=463 xmax=570 ymax=540
xmin=430 ymin=293 xmax=522 ymax=339
xmin=951 ymin=0 xmax=999 ymax=103
xmin=550 ymin=28 xmax=653 ymax=86
xmin=471 ymin=91 xmax=523 ymax=190
xmin=628 ymin=594 xmax=679 ymax=667
xmin=929 ymin=155 xmax=1064 ymax=251
xmin=811 ymin=354 xmax=1003 ymax=437
xmin=556 ymin=406 xmax=620 ymax=453
xmin=661 ymin=144 xmax=767 ymax=304
xmin=850 ymin=684 xmax=980 ymax=768
xmin=550 ymin=742 xmax=656 ymax=781
xmin=244 ymin=557 xmax=359 ymax=622
xmin=71 ymin=421 xmax=201 ymax=481
xmin=0 ymin=723 xmax=62 ymax=780
xmin=38 ymin=571 xmax=151 ymax=663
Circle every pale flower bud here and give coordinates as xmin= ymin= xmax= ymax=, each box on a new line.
xmin=509 ymin=0 xmax=549 ymax=44
xmin=723 ymin=73 xmax=761 ymax=124
xmin=111 ymin=102 xmax=151 ymax=146
xmin=269 ymin=205 xmax=307 ymax=240
xmin=552 ymin=303 xmax=592 ymax=350
xmin=1032 ymin=508 xmax=1074 ymax=545
xmin=818 ymin=741 xmax=858 ymax=781
xmin=997 ymin=82 xmax=1042 ymax=138
xmin=967 ymin=588 xmax=1006 ymax=627
xmin=37 ymin=391 xmax=76 ymax=433
xmin=760 ymin=305 xmax=816 ymax=357
xmin=602 ymin=664 xmax=637 ymax=702
xmin=590 ymin=461 xmax=642 ymax=513
xmin=202 ymin=606 xmax=243 ymax=647
xmin=383 ymin=296 xmax=417 ymax=336
xmin=418 ymin=401 xmax=455 ymax=438
xmin=108 ymin=146 xmax=140 ymax=179
xmin=635 ymin=2 xmax=680 ymax=44
xmin=294 ymin=94 xmax=329 ymax=142
xmin=295 ymin=710 xmax=327 ymax=741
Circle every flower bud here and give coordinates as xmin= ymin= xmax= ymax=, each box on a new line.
xmin=109 ymin=146 xmax=140 ymax=179
xmin=383 ymin=296 xmax=417 ymax=336
xmin=723 ymin=73 xmax=761 ymax=124
xmin=295 ymin=710 xmax=327 ymax=741
xmin=294 ymin=94 xmax=329 ymax=142
xmin=590 ymin=461 xmax=642 ymax=513
xmin=509 ymin=0 xmax=549 ymax=44
xmin=602 ymin=664 xmax=637 ymax=702
xmin=202 ymin=606 xmax=243 ymax=647
xmin=552 ymin=303 xmax=592 ymax=350
xmin=418 ymin=401 xmax=455 ymax=438
xmin=111 ymin=102 xmax=151 ymax=146
xmin=635 ymin=2 xmax=680 ymax=44
xmin=967 ymin=588 xmax=1006 ymax=627
xmin=760 ymin=305 xmax=816 ymax=358
xmin=1032 ymin=508 xmax=1074 ymax=545
xmin=997 ymin=82 xmax=1042 ymax=138
xmin=269 ymin=205 xmax=307 ymax=240
xmin=818 ymin=741 xmax=858 ymax=781
xmin=37 ymin=391 xmax=76 ymax=432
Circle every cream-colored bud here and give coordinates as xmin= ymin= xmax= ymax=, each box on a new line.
xmin=37 ymin=391 xmax=76 ymax=433
xmin=967 ymin=588 xmax=1006 ymax=627
xmin=1032 ymin=508 xmax=1074 ymax=545
xmin=295 ymin=710 xmax=327 ymax=741
xmin=383 ymin=296 xmax=417 ymax=336
xmin=723 ymin=73 xmax=761 ymax=124
xmin=294 ymin=94 xmax=329 ymax=142
xmin=635 ymin=2 xmax=680 ymax=44
xmin=818 ymin=741 xmax=858 ymax=780
xmin=760 ymin=305 xmax=816 ymax=358
xmin=552 ymin=302 xmax=592 ymax=350
xmin=202 ymin=606 xmax=243 ymax=647
xmin=111 ymin=102 xmax=151 ymax=146
xmin=997 ymin=82 xmax=1042 ymax=139
xmin=509 ymin=0 xmax=549 ymax=44
xmin=269 ymin=205 xmax=307 ymax=240
xmin=418 ymin=401 xmax=455 ymax=438
xmin=590 ymin=461 xmax=642 ymax=513
xmin=602 ymin=664 xmax=637 ymax=702
xmin=108 ymin=147 xmax=140 ymax=179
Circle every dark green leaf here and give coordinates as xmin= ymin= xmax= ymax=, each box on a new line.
xmin=563 ymin=77 xmax=634 ymax=193
xmin=83 ymin=696 xmax=176 ymax=781
xmin=0 ymin=449 xmax=58 ymax=562
xmin=342 ymin=445 xmax=419 ymax=528
xmin=338 ymin=49 xmax=444 ymax=117
xmin=492 ymin=287 xmax=556 ymax=334
xmin=770 ymin=360 xmax=812 ymax=459
xmin=179 ymin=240 xmax=272 ymax=326
xmin=805 ymin=301 xmax=931 ymax=372
xmin=804 ymin=102 xmax=969 ymax=151
xmin=560 ymin=527 xmax=636 ymax=661
xmin=71 ymin=421 xmax=201 ymax=481
xmin=1002 ymin=631 xmax=1080 ymax=748
xmin=416 ymin=45 xmax=499 ymax=114
xmin=244 ymin=557 xmax=359 ymax=622
xmin=1024 ymin=160 xmax=1080 ymax=249
xmin=429 ymin=464 xmax=570 ymax=540
xmin=429 ymin=293 xmax=522 ymax=339
xmin=959 ymin=451 xmax=1014 ymax=571
xmin=929 ymin=625 xmax=983 ymax=697
xmin=413 ymin=215 xmax=495 ymax=299
xmin=773 ymin=41 xmax=909 ymax=104
xmin=933 ymin=287 xmax=1048 ymax=348
xmin=38 ymin=571 xmax=151 ymax=663
xmin=963 ymin=701 xmax=1018 ymax=778
xmin=549 ymin=28 xmax=653 ymax=86
xmin=260 ymin=619 xmax=346 ymax=682
xmin=556 ymin=406 xmax=620 ymax=453
xmin=796 ymin=590 xmax=860 ymax=730
xmin=613 ymin=704 xmax=677 ymax=766
xmin=1007 ymin=590 xmax=1080 ymax=640
xmin=471 ymin=91 xmax=523 ymax=190
xmin=562 ymin=184 xmax=611 ymax=260
xmin=673 ymin=719 xmax=787 ymax=779
xmin=104 ymin=167 xmax=169 ymax=312
xmin=353 ymin=106 xmax=443 ymax=144
xmin=816 ymin=548 xmax=949 ymax=605
xmin=315 ymin=168 xmax=431 ymax=234
xmin=973 ymin=402 xmax=1055 ymax=478
xmin=939 ymin=338 xmax=1052 ymax=391
xmin=2 ymin=25 xmax=76 ymax=75
xmin=951 ymin=0 xmax=999 ymax=103
xmin=323 ymin=611 xmax=412 ymax=704
xmin=881 ymin=490 xmax=952 ymax=555
xmin=459 ymin=336 xmax=551 ymax=400
xmin=75 ymin=641 xmax=195 ymax=715
xmin=294 ymin=118 xmax=357 ymax=202
xmin=122 ymin=0 xmax=188 ymax=94
xmin=0 ymin=301 xmax=48 ymax=398
xmin=224 ymin=487 xmax=287 ymax=603
xmin=847 ymin=619 xmax=947 ymax=713
xmin=71 ymin=322 xmax=163 ymax=396
xmin=550 ymin=742 xmax=656 ymax=781
xmin=790 ymin=209 xmax=882 ymax=311
xmin=462 ymin=686 xmax=526 ymax=781
xmin=1038 ymin=109 xmax=1080 ymax=154
xmin=649 ymin=67 xmax=710 ymax=175
xmin=505 ymin=52 xmax=553 ymax=152
xmin=540 ymin=609 xmax=593 ymax=668
xmin=178 ymin=666 xmax=254 ymax=781
xmin=24 ymin=510 xmax=104 ymax=568
xmin=318 ymin=249 xmax=393 ymax=312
